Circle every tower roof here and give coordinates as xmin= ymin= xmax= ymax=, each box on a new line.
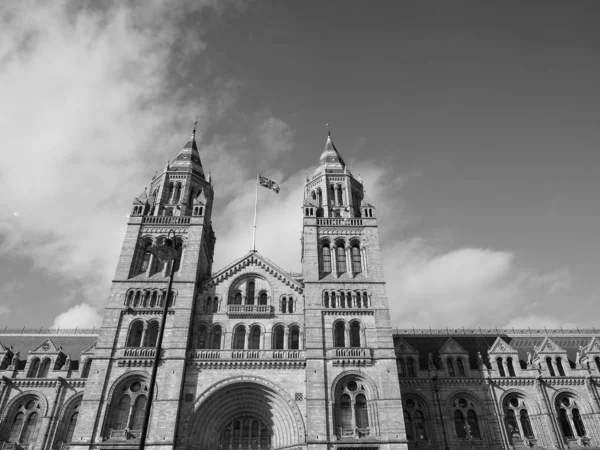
xmin=313 ymin=132 xmax=349 ymax=176
xmin=170 ymin=125 xmax=205 ymax=178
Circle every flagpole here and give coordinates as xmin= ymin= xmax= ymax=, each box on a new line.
xmin=252 ymin=174 xmax=259 ymax=251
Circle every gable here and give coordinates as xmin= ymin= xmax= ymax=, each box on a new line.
xmin=394 ymin=337 xmax=418 ymax=355
xmin=81 ymin=342 xmax=97 ymax=355
xmin=584 ymin=337 xmax=600 ymax=354
xmin=202 ymin=251 xmax=304 ymax=294
xmin=439 ymin=338 xmax=468 ymax=355
xmin=30 ymin=338 xmax=61 ymax=355
xmin=488 ymin=337 xmax=518 ymax=355
xmin=535 ymin=337 xmax=566 ymax=355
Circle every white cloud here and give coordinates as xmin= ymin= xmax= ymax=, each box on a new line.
xmin=51 ymin=303 xmax=102 ymax=329
xmin=256 ymin=117 xmax=294 ymax=160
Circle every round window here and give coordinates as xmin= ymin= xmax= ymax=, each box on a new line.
xmin=561 ymin=397 xmax=570 ymax=407
xmin=458 ymin=398 xmax=468 ymax=408
xmin=347 ymin=381 xmax=358 ymax=392
xmin=406 ymin=398 xmax=415 ymax=409
xmin=510 ymin=398 xmax=519 ymax=408
xmin=130 ymin=382 xmax=142 ymax=393
xmin=25 ymin=400 xmax=36 ymax=410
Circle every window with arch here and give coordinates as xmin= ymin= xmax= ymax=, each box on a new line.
xmin=139 ymin=240 xmax=152 ymax=274
xmin=457 ymin=358 xmax=466 ymax=377
xmin=556 ymin=395 xmax=586 ymax=438
xmin=197 ymin=325 xmax=208 ymax=349
xmin=350 ymin=321 xmax=361 ymax=347
xmin=503 ymin=396 xmax=534 ymax=440
xmin=507 ymin=357 xmax=516 ymax=377
xmin=38 ymin=358 xmax=51 ymax=378
xmin=248 ymin=325 xmax=261 ymax=350
xmin=403 ymin=397 xmax=428 ymax=441
xmin=546 ymin=357 xmax=556 ymax=376
xmin=81 ymin=358 xmax=92 ymax=378
xmin=447 ymin=358 xmax=456 ymax=377
xmin=497 ymin=357 xmax=506 ymax=377
xmin=281 ymin=297 xmax=288 ymax=313
xmin=323 ymin=292 xmax=330 ymax=308
xmin=220 ymin=417 xmax=270 ymax=450
xmin=151 ymin=237 xmax=166 ymax=275
xmin=336 ymin=244 xmax=346 ymax=274
xmin=246 ymin=281 xmax=255 ymax=305
xmin=334 ymin=322 xmax=346 ymax=347
xmin=27 ymin=358 xmax=40 ymax=378
xmin=321 ymin=243 xmax=332 ymax=275
xmin=210 ymin=326 xmax=222 ymax=349
xmin=397 ymin=358 xmax=406 ymax=377
xmin=53 ymin=398 xmax=81 ymax=448
xmin=126 ymin=321 xmax=144 ymax=347
xmin=6 ymin=397 xmax=42 ymax=445
xmin=453 ymin=397 xmax=481 ymax=439
xmin=259 ymin=291 xmax=268 ymax=305
xmin=171 ymin=240 xmax=183 ymax=274
xmin=289 ymin=327 xmax=300 ymax=350
xmin=144 ymin=321 xmax=159 ymax=347
xmin=232 ymin=292 xmax=242 ymax=305
xmin=273 ymin=325 xmax=285 ymax=350
xmin=362 ymin=291 xmax=369 ymax=308
xmin=407 ymin=358 xmax=417 ymax=377
xmin=166 ymin=183 xmax=174 ymax=203
xmin=595 ymin=357 xmax=600 ymax=372
xmin=108 ymin=380 xmax=148 ymax=433
xmin=336 ymin=379 xmax=370 ymax=436
xmin=351 ymin=244 xmax=362 ymax=274
xmin=556 ymin=357 xmax=566 ymax=376
xmin=233 ymin=326 xmax=246 ymax=349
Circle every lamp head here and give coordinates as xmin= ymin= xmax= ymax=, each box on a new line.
xmin=150 ymin=237 xmax=180 ymax=263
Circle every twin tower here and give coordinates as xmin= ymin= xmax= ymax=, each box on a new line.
xmin=71 ymin=129 xmax=408 ymax=450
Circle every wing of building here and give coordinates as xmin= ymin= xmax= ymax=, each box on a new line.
xmin=1 ymin=129 xmax=600 ymax=450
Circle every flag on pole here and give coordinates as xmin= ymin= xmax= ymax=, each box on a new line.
xmin=258 ymin=175 xmax=280 ymax=194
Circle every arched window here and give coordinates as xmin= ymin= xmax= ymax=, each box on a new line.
xmin=573 ymin=409 xmax=586 ymax=437
xmin=139 ymin=240 xmax=152 ymax=274
xmin=145 ymin=321 xmax=159 ymax=347
xmin=281 ymin=297 xmax=287 ymax=313
xmin=595 ymin=357 xmax=600 ymax=372
xmin=322 ymin=244 xmax=332 ymax=275
xmin=556 ymin=395 xmax=585 ymax=438
xmin=355 ymin=394 xmax=369 ymax=429
xmin=150 ymin=291 xmax=158 ymax=307
xmin=38 ymin=358 xmax=51 ymax=378
xmin=20 ymin=412 xmax=39 ymax=444
xmin=246 ymin=281 xmax=255 ymax=305
xmin=206 ymin=298 xmax=213 ymax=313
xmin=504 ymin=396 xmax=534 ymax=440
xmin=339 ymin=292 xmax=346 ymax=308
xmin=166 ymin=183 xmax=174 ymax=202
xmin=403 ymin=398 xmax=427 ymax=441
xmin=248 ymin=326 xmax=261 ymax=350
xmin=288 ymin=298 xmax=294 ymax=313
xmin=447 ymin=358 xmax=456 ymax=377
xmin=350 ymin=321 xmax=361 ymax=347
xmin=336 ymin=244 xmax=346 ymax=274
xmin=331 ymin=292 xmax=337 ymax=308
xmin=7 ymin=413 xmax=24 ymax=443
xmin=7 ymin=398 xmax=42 ymax=444
xmin=467 ymin=410 xmax=481 ymax=438
xmin=497 ymin=357 xmax=506 ymax=377
xmin=234 ymin=292 xmax=242 ymax=305
xmin=351 ymin=245 xmax=362 ymax=274
xmin=210 ymin=326 xmax=222 ymax=349
xmin=126 ymin=321 xmax=144 ymax=347
xmin=28 ymin=358 xmax=40 ymax=378
xmin=362 ymin=292 xmax=369 ymax=308
xmin=559 ymin=409 xmax=573 ymax=437
xmin=273 ymin=326 xmax=284 ymax=350
xmin=546 ymin=357 xmax=556 ymax=376
xmin=172 ymin=240 xmax=183 ymax=273
xmin=289 ymin=327 xmax=300 ymax=350
xmin=454 ymin=410 xmax=466 ymax=438
xmin=407 ymin=358 xmax=417 ymax=377
xmin=197 ymin=326 xmax=207 ymax=349
xmin=173 ymin=183 xmax=182 ymax=203
xmin=324 ymin=292 xmax=330 ymax=308
xmin=233 ymin=326 xmax=246 ymax=349
xmin=109 ymin=380 xmax=148 ymax=433
xmin=457 ymin=358 xmax=466 ymax=377
xmin=507 ymin=357 xmax=516 ymax=377
xmin=334 ymin=322 xmax=346 ymax=347
xmin=126 ymin=291 xmax=134 ymax=306
xmin=520 ymin=410 xmax=534 ymax=438
xmin=152 ymin=238 xmax=166 ymax=275
xmin=397 ymin=358 xmax=406 ymax=377
xmin=506 ymin=409 xmax=518 ymax=437
xmin=63 ymin=410 xmax=79 ymax=446
xmin=81 ymin=359 xmax=92 ymax=378
xmin=259 ymin=292 xmax=268 ymax=305
xmin=454 ymin=397 xmax=481 ymax=439
xmin=556 ymin=357 xmax=566 ymax=376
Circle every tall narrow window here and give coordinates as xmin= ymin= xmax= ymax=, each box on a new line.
xmin=454 ymin=410 xmax=467 ymax=438
xmin=559 ymin=409 xmax=573 ymax=437
xmin=20 ymin=412 xmax=38 ymax=444
xmin=234 ymin=292 xmax=242 ymax=305
xmin=145 ymin=322 xmax=159 ymax=347
xmin=249 ymin=326 xmax=261 ymax=350
xmin=112 ymin=395 xmax=130 ymax=430
xmin=457 ymin=358 xmax=466 ymax=377
xmin=355 ymin=394 xmax=369 ymax=429
xmin=166 ymin=183 xmax=174 ymax=203
xmin=127 ymin=322 xmax=144 ymax=347
xmin=497 ymin=357 xmax=506 ymax=377
xmin=140 ymin=241 xmax=152 ymax=273
xmin=336 ymin=244 xmax=346 ymax=274
xmin=520 ymin=410 xmax=534 ymax=439
xmin=556 ymin=357 xmax=566 ymax=376
xmin=507 ymin=357 xmax=516 ymax=377
xmin=397 ymin=358 xmax=406 ymax=377
xmin=339 ymin=394 xmax=352 ymax=430
xmin=506 ymin=410 xmax=519 ymax=436
xmin=274 ymin=326 xmax=284 ymax=350
xmin=546 ymin=357 xmax=556 ymax=376
xmin=81 ymin=359 xmax=92 ymax=378
xmin=210 ymin=326 xmax=222 ymax=349
xmin=233 ymin=326 xmax=246 ymax=349
xmin=467 ymin=410 xmax=481 ymax=438
xmin=172 ymin=241 xmax=183 ymax=273
xmin=414 ymin=410 xmax=426 ymax=439
xmin=129 ymin=396 xmax=147 ymax=430
xmin=573 ymin=409 xmax=586 ymax=437
xmin=596 ymin=357 xmax=600 ymax=372
xmin=447 ymin=358 xmax=456 ymax=377
xmin=8 ymin=412 xmax=24 ymax=443
xmin=64 ymin=411 xmax=79 ymax=445
xmin=362 ymin=292 xmax=369 ymax=308
xmin=289 ymin=328 xmax=300 ymax=350
xmin=38 ymin=358 xmax=51 ymax=378
xmin=197 ymin=326 xmax=207 ymax=349
xmin=404 ymin=411 xmax=414 ymax=440
xmin=247 ymin=281 xmax=255 ymax=305
xmin=350 ymin=322 xmax=361 ymax=347
xmin=407 ymin=358 xmax=416 ymax=377
xmin=281 ymin=297 xmax=287 ymax=313
xmin=351 ymin=245 xmax=362 ymax=274
xmin=28 ymin=359 xmax=40 ymax=378
xmin=322 ymin=245 xmax=332 ymax=274
xmin=324 ymin=292 xmax=330 ymax=308
xmin=259 ymin=292 xmax=268 ymax=305
xmin=288 ymin=298 xmax=294 ymax=313
xmin=335 ymin=322 xmax=346 ymax=347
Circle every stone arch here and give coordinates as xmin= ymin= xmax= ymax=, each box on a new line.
xmin=330 ymin=370 xmax=380 ymax=400
xmin=550 ymin=388 xmax=594 ymax=414
xmin=498 ymin=389 xmax=543 ymax=415
xmin=189 ymin=376 xmax=306 ymax=449
xmin=0 ymin=391 xmax=49 ymax=420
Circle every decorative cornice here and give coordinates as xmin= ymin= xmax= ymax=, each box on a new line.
xmin=189 ymin=361 xmax=305 ymax=369
xmin=322 ymin=310 xmax=374 ymax=316
xmin=393 ymin=328 xmax=600 ymax=336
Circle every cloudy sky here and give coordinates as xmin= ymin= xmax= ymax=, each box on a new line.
xmin=1 ymin=1 xmax=599 ymax=331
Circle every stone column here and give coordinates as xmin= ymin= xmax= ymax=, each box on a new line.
xmin=283 ymin=330 xmax=289 ymax=350
xmin=331 ymin=249 xmax=338 ymax=279
xmin=244 ymin=329 xmax=250 ymax=350
xmin=345 ymin=245 xmax=352 ymax=275
xmin=361 ymin=245 xmax=368 ymax=276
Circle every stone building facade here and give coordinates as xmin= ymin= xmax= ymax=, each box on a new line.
xmin=1 ymin=129 xmax=600 ymax=450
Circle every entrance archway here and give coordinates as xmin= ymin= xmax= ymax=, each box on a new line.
xmin=188 ymin=376 xmax=305 ymax=450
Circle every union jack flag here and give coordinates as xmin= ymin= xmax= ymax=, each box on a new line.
xmin=258 ymin=175 xmax=280 ymax=194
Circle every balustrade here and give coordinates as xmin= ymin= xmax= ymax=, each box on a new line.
xmin=121 ymin=348 xmax=157 ymax=358
xmin=227 ymin=305 xmax=273 ymax=317
xmin=316 ymin=218 xmax=363 ymax=226
xmin=141 ymin=216 xmax=190 ymax=225
xmin=193 ymin=350 xmax=305 ymax=361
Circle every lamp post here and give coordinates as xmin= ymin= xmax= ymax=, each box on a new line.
xmin=139 ymin=230 xmax=180 ymax=450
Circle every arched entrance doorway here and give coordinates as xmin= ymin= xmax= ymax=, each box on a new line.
xmin=187 ymin=377 xmax=305 ymax=450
